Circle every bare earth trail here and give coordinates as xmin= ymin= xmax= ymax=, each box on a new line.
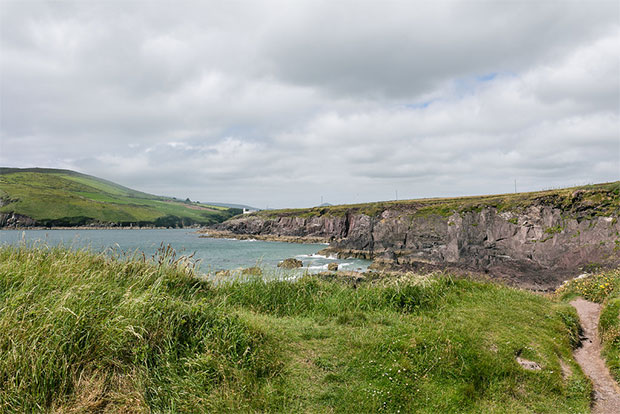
xmin=570 ymin=298 xmax=620 ymax=413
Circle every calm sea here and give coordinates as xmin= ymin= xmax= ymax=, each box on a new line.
xmin=0 ymin=229 xmax=370 ymax=275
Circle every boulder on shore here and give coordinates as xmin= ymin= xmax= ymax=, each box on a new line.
xmin=327 ymin=262 xmax=339 ymax=271
xmin=278 ymin=258 xmax=303 ymax=269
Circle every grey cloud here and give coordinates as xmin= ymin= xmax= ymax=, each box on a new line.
xmin=1 ymin=1 xmax=618 ymax=208
xmin=263 ymin=1 xmax=618 ymax=98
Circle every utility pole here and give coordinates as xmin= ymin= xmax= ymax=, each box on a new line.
xmin=514 ymin=179 xmax=517 ymax=194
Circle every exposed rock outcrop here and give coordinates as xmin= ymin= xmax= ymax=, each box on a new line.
xmin=0 ymin=213 xmax=37 ymax=228
xmin=211 ymin=185 xmax=620 ymax=289
xmin=278 ymin=258 xmax=303 ymax=269
xmin=199 ymin=229 xmax=328 ymax=244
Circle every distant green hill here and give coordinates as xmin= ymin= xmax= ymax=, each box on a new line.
xmin=201 ymin=201 xmax=259 ymax=210
xmin=0 ymin=168 xmax=241 ymax=228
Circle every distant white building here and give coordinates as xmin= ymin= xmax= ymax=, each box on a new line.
xmin=243 ymin=208 xmax=258 ymax=214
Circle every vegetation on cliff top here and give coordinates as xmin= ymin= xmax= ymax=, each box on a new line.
xmin=0 ymin=168 xmax=239 ymax=227
xmin=252 ymin=181 xmax=620 ymax=220
xmin=0 ymin=245 xmax=593 ymax=413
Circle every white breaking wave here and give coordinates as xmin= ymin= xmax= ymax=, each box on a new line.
xmin=296 ymin=253 xmax=328 ymax=259
xmin=308 ymin=264 xmax=329 ymax=270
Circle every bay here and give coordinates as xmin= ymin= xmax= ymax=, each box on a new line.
xmin=0 ymin=228 xmax=370 ymax=274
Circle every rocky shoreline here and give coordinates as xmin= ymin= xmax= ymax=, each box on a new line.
xmin=1 ymin=225 xmax=200 ymax=231
xmin=0 ymin=212 xmax=204 ymax=230
xmin=0 ymin=226 xmax=192 ymax=231
xmin=210 ymin=185 xmax=620 ymax=290
xmin=197 ymin=229 xmax=330 ymax=244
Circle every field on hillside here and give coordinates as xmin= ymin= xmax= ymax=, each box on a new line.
xmin=0 ymin=245 xmax=593 ymax=413
xmin=0 ymin=168 xmax=239 ymax=227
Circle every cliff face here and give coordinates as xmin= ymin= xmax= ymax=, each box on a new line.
xmin=214 ymin=185 xmax=620 ymax=289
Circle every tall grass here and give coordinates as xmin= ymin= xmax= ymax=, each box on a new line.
xmin=218 ymin=274 xmax=454 ymax=317
xmin=0 ymin=245 xmax=592 ymax=413
xmin=0 ymin=245 xmax=279 ymax=413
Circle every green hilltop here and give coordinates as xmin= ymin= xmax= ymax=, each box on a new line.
xmin=0 ymin=168 xmax=240 ymax=227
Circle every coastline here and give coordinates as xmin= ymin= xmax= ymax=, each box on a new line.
xmin=0 ymin=225 xmax=201 ymax=231
xmin=197 ymin=228 xmax=330 ymax=244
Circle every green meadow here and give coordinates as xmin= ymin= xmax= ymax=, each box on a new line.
xmin=0 ymin=168 xmax=239 ymax=227
xmin=0 ymin=245 xmax=593 ymax=413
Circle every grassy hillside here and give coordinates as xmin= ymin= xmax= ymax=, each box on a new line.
xmin=0 ymin=245 xmax=593 ymax=413
xmin=0 ymin=168 xmax=240 ymax=227
xmin=254 ymin=181 xmax=620 ymax=219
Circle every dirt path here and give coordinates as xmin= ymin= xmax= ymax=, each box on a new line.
xmin=570 ymin=298 xmax=620 ymax=413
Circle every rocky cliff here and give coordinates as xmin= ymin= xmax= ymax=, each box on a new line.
xmin=212 ymin=183 xmax=620 ymax=289
xmin=0 ymin=212 xmax=37 ymax=228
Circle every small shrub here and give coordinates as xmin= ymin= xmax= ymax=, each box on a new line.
xmin=544 ymin=225 xmax=563 ymax=235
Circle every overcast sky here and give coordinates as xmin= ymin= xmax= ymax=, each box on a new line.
xmin=1 ymin=1 xmax=618 ymax=208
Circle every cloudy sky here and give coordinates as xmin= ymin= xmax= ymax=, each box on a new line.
xmin=1 ymin=1 xmax=618 ymax=208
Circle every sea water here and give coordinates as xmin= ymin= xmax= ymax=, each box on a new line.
xmin=0 ymin=228 xmax=370 ymax=275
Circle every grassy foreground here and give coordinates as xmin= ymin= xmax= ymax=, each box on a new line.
xmin=0 ymin=246 xmax=592 ymax=413
xmin=0 ymin=168 xmax=239 ymax=227
xmin=557 ymin=268 xmax=620 ymax=383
